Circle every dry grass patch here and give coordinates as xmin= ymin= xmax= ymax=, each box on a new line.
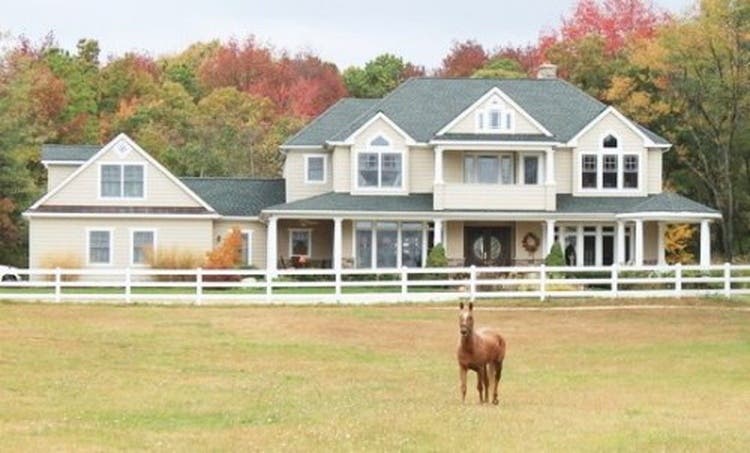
xmin=0 ymin=301 xmax=748 ymax=451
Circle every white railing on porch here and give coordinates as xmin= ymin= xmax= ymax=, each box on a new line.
xmin=1 ymin=264 xmax=749 ymax=304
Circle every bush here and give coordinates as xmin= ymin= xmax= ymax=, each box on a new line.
xmin=147 ymin=247 xmax=205 ymax=281
xmin=39 ymin=252 xmax=83 ymax=281
xmin=427 ymin=244 xmax=448 ymax=268
xmin=544 ymin=243 xmax=565 ymax=267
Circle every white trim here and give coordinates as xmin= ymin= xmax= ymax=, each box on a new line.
xmin=85 ymin=227 xmax=114 ymax=266
xmin=41 ymin=160 xmax=86 ymax=167
xmin=240 ymin=229 xmax=253 ymax=266
xmin=129 ymin=228 xmax=157 ymax=267
xmin=98 ymin=162 xmax=147 ymax=201
xmin=616 ymin=211 xmax=722 ymax=220
xmin=23 ymin=212 xmax=220 ymax=220
xmin=566 ymin=107 xmax=662 ymax=148
xmin=303 ymin=153 xmax=328 ymax=184
xmin=429 ymin=140 xmax=561 ymax=147
xmin=288 ymin=228 xmax=312 ymax=257
xmin=220 ymin=216 xmax=261 ymax=222
xmin=436 ymin=87 xmax=553 ymax=137
xmin=29 ymin=134 xmax=216 ymax=213
xmin=340 ymin=112 xmax=416 ymax=146
xmin=351 ymin=133 xmax=408 ymax=194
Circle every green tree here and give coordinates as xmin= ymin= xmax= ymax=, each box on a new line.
xmin=343 ymin=54 xmax=423 ymax=98
xmin=472 ymin=57 xmax=527 ymax=79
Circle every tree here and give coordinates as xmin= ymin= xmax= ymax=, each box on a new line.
xmin=544 ymin=243 xmax=565 ymax=267
xmin=205 ymin=228 xmax=243 ymax=269
xmin=343 ymin=53 xmax=424 ymax=98
xmin=427 ymin=244 xmax=448 ymax=267
xmin=439 ymin=40 xmax=488 ymax=77
xmin=472 ymin=57 xmax=527 ymax=79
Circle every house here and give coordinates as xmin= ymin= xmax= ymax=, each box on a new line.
xmin=24 ymin=67 xmax=721 ymax=272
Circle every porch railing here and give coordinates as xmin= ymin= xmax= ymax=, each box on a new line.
xmin=1 ymin=263 xmax=748 ymax=304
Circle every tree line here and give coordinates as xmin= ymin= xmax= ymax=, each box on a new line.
xmin=0 ymin=0 xmax=747 ymax=265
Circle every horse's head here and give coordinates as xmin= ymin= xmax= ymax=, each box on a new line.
xmin=458 ymin=302 xmax=474 ymax=337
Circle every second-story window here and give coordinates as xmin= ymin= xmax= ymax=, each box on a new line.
xmin=603 ymin=155 xmax=618 ymax=188
xmin=464 ymin=154 xmax=514 ymax=184
xmin=100 ymin=164 xmax=144 ymax=198
xmin=357 ymin=136 xmax=403 ymax=189
xmin=581 ymin=155 xmax=598 ymax=188
xmin=305 ymin=155 xmax=326 ymax=183
xmin=624 ymin=155 xmax=639 ymax=188
xmin=523 ymin=156 xmax=539 ymax=185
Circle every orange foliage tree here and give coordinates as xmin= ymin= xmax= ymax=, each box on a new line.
xmin=664 ymin=224 xmax=695 ymax=264
xmin=205 ymin=228 xmax=243 ymax=269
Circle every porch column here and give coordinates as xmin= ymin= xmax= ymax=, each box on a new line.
xmin=266 ymin=216 xmax=278 ymax=275
xmin=545 ymin=219 xmax=556 ymax=254
xmin=545 ymin=148 xmax=555 ymax=185
xmin=333 ymin=217 xmax=343 ymax=271
xmin=434 ymin=219 xmax=444 ymax=246
xmin=434 ymin=147 xmax=444 ymax=185
xmin=634 ymin=219 xmax=644 ymax=266
xmin=657 ymin=222 xmax=666 ymax=266
xmin=700 ymin=220 xmax=711 ymax=267
xmin=616 ymin=220 xmax=626 ymax=265
xmin=576 ymin=225 xmax=584 ymax=266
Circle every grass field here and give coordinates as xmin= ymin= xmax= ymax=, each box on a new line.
xmin=1 ymin=299 xmax=749 ymax=451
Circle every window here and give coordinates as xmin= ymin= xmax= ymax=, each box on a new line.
xmin=602 ymin=227 xmax=615 ymax=265
xmin=489 ymin=109 xmax=502 ymax=130
xmin=356 ymin=136 xmax=403 ymax=190
xmin=305 ymin=155 xmax=326 ymax=183
xmin=88 ymin=230 xmax=112 ymax=265
xmin=355 ymin=222 xmax=426 ymax=269
xmin=583 ymin=227 xmax=597 ymax=266
xmin=624 ymin=155 xmax=639 ymax=188
xmin=477 ymin=156 xmax=499 ymax=183
xmin=464 ymin=154 xmax=514 ymax=184
xmin=476 ymin=98 xmax=514 ymax=133
xmin=582 ymin=155 xmax=598 ymax=188
xmin=240 ymin=231 xmax=253 ymax=265
xmin=603 ymin=155 xmax=618 ymax=188
xmin=100 ymin=164 xmax=144 ymax=198
xmin=602 ymin=134 xmax=618 ymax=148
xmin=131 ymin=230 xmax=155 ymax=265
xmin=289 ymin=229 xmax=311 ymax=257
xmin=523 ymin=156 xmax=539 ymax=185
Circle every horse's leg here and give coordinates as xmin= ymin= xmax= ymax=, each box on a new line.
xmin=476 ymin=368 xmax=485 ymax=403
xmin=459 ymin=365 xmax=468 ymax=403
xmin=492 ymin=359 xmax=503 ymax=405
xmin=486 ymin=362 xmax=497 ymax=406
xmin=483 ymin=365 xmax=489 ymax=403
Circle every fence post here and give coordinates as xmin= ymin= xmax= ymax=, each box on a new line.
xmin=400 ymin=266 xmax=408 ymax=299
xmin=54 ymin=267 xmax=61 ymax=303
xmin=125 ymin=267 xmax=132 ymax=304
xmin=724 ymin=262 xmax=731 ymax=298
xmin=539 ymin=264 xmax=546 ymax=301
xmin=336 ymin=268 xmax=343 ymax=303
xmin=196 ymin=267 xmax=203 ymax=305
xmin=675 ymin=263 xmax=682 ymax=298
xmin=469 ymin=265 xmax=477 ymax=302
xmin=611 ymin=264 xmax=618 ymax=298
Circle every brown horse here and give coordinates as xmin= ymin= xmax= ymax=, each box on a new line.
xmin=456 ymin=302 xmax=506 ymax=404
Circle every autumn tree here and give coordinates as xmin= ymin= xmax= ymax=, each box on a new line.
xmin=205 ymin=228 xmax=243 ymax=269
xmin=438 ymin=40 xmax=488 ymax=77
xmin=343 ymin=53 xmax=424 ymax=98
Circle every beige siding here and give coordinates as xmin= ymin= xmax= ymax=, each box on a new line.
xmin=436 ymin=184 xmax=553 ymax=211
xmin=409 ymin=148 xmax=434 ymax=193
xmin=444 ymin=151 xmax=463 ymax=183
xmin=44 ymin=144 xmax=203 ymax=207
xmin=213 ymin=220 xmax=267 ymax=268
xmin=46 ymin=164 xmax=79 ymax=192
xmin=647 ymin=149 xmax=663 ymax=194
xmin=572 ymin=111 xmax=649 ymax=197
xmin=554 ymin=148 xmax=573 ymax=193
xmin=643 ymin=221 xmax=659 ymax=264
xmin=28 ymin=217 xmax=213 ymax=269
xmin=284 ymin=151 xmax=333 ymax=202
xmin=445 ymin=91 xmax=546 ymax=135
xmin=514 ymin=222 xmax=545 ymax=263
xmin=277 ymin=219 xmax=333 ymax=266
xmin=332 ymin=146 xmax=351 ymax=193
xmin=342 ymin=220 xmax=354 ymax=267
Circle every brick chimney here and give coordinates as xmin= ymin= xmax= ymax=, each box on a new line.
xmin=536 ymin=63 xmax=558 ymax=79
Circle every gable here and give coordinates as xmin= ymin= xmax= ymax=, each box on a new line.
xmin=572 ymin=109 xmax=656 ymax=151
xmin=440 ymin=88 xmax=551 ymax=136
xmin=350 ymin=115 xmax=411 ymax=150
xmin=33 ymin=135 xmax=213 ymax=211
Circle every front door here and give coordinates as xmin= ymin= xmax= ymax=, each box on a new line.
xmin=465 ymin=227 xmax=512 ymax=266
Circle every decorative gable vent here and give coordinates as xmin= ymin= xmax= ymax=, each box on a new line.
xmin=115 ymin=140 xmax=134 ymax=157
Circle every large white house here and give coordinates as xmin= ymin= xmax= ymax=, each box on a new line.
xmin=24 ymin=68 xmax=721 ymax=271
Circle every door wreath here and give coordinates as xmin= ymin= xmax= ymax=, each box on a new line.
xmin=521 ymin=232 xmax=541 ymax=254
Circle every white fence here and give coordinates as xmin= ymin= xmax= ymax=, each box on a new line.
xmin=1 ymin=264 xmax=749 ymax=305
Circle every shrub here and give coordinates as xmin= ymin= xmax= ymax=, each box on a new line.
xmin=205 ymin=228 xmax=244 ymax=281
xmin=427 ymin=244 xmax=448 ymax=268
xmin=39 ymin=252 xmax=83 ymax=281
xmin=147 ymin=247 xmax=205 ymax=281
xmin=544 ymin=243 xmax=565 ymax=267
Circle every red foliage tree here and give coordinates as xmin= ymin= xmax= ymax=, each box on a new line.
xmin=438 ymin=40 xmax=489 ymax=77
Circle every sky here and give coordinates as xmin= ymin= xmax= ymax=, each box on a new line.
xmin=1 ymin=0 xmax=695 ymax=70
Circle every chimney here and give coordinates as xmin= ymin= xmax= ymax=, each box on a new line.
xmin=536 ymin=63 xmax=557 ymax=79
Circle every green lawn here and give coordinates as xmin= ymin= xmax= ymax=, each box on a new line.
xmin=1 ymin=299 xmax=749 ymax=451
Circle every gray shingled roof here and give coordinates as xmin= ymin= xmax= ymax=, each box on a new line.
xmin=180 ymin=178 xmax=286 ymax=216
xmin=282 ymin=78 xmax=670 ymax=147
xmin=266 ymin=192 xmax=434 ymax=212
xmin=265 ymin=192 xmax=716 ymax=215
xmin=435 ymin=133 xmax=558 ymax=142
xmin=284 ymin=98 xmax=379 ymax=147
xmin=41 ymin=144 xmax=101 ymax=162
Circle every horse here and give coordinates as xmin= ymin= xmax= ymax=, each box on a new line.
xmin=456 ymin=302 xmax=506 ymax=405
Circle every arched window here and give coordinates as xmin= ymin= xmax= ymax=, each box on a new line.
xmin=370 ymin=135 xmax=389 ymax=147
xmin=602 ymin=134 xmax=618 ymax=148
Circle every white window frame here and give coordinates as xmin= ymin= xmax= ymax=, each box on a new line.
xmin=86 ymin=227 xmax=114 ymax=266
xmin=240 ymin=229 xmax=253 ymax=265
xmin=352 ymin=221 xmax=427 ymax=269
xmin=303 ymin=154 xmax=327 ymax=184
xmin=463 ymin=152 xmax=515 ymax=185
xmin=475 ymin=97 xmax=515 ymax=134
xmin=98 ymin=162 xmax=147 ymax=200
xmin=520 ymin=152 xmax=544 ymax=185
xmin=288 ymin=228 xmax=312 ymax=258
xmin=129 ymin=228 xmax=157 ymax=267
xmin=555 ymin=223 xmax=631 ymax=267
xmin=578 ymin=132 xmax=642 ymax=192
xmin=353 ymin=134 xmax=406 ymax=192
